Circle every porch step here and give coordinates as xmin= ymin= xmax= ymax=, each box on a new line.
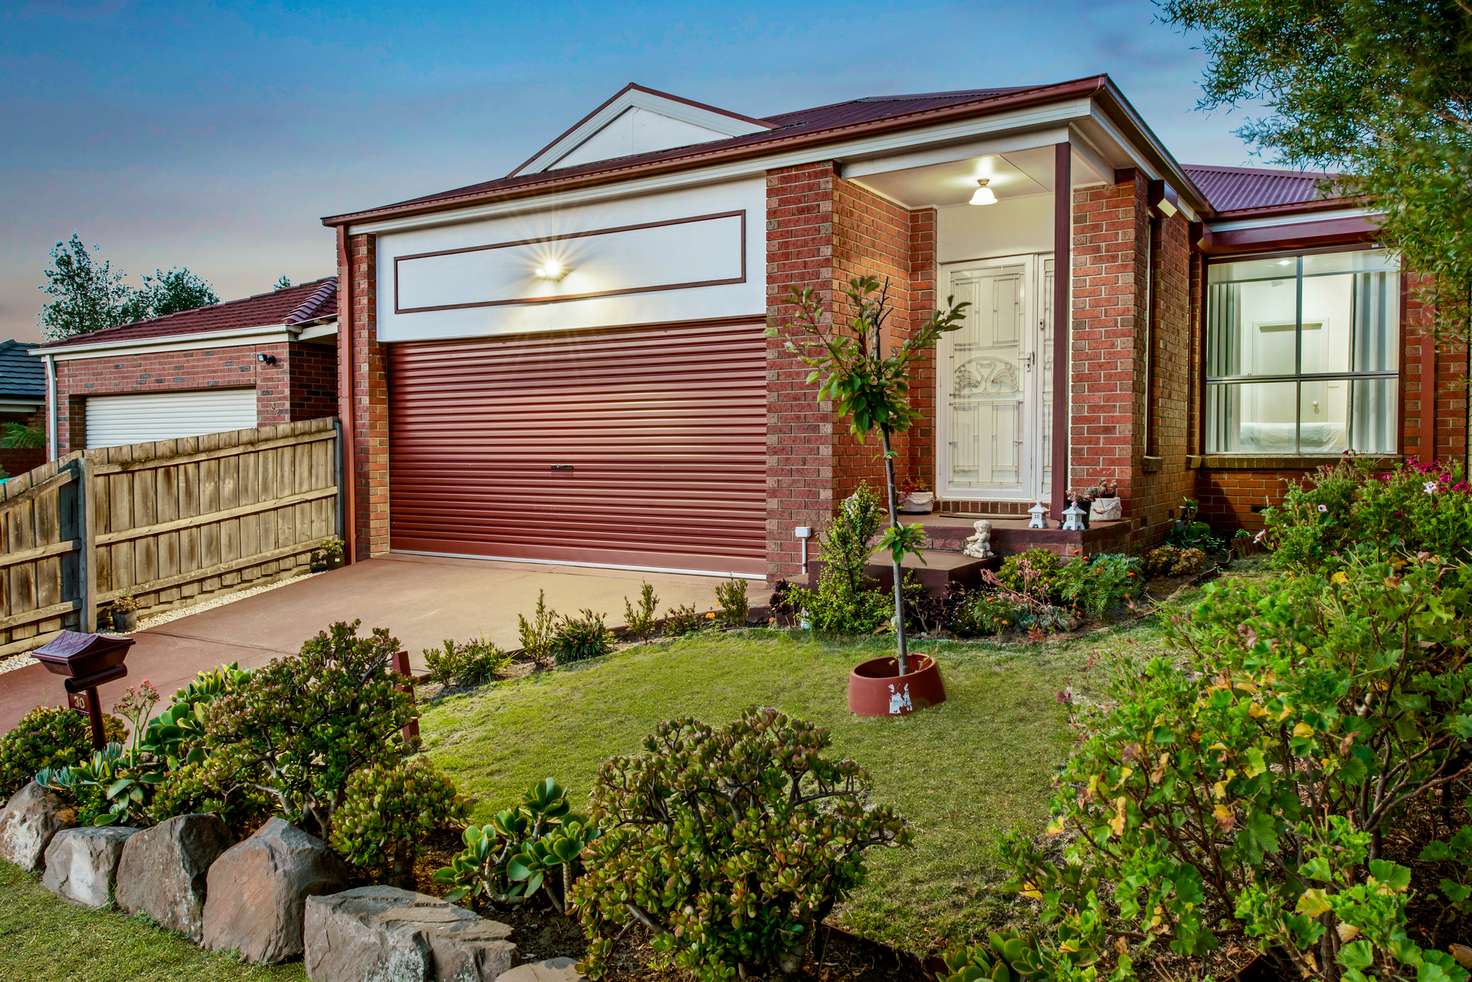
xmin=862 ymin=549 xmax=997 ymax=594
xmin=912 ymin=514 xmax=1133 ymax=558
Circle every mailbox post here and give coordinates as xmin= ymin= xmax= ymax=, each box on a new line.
xmin=31 ymin=632 xmax=134 ymax=749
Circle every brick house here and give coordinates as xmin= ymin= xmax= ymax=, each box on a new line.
xmin=37 ymin=278 xmax=339 ymax=455
xmin=318 ymin=78 xmax=1467 ymax=580
xmin=0 ymin=340 xmax=47 ymax=477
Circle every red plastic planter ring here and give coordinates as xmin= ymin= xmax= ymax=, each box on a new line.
xmin=847 ymin=654 xmax=946 ymax=716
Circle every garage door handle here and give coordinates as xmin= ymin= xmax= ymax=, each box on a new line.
xmin=550 ymin=464 xmax=573 ymax=472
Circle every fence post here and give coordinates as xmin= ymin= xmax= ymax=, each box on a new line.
xmin=77 ymin=455 xmax=97 ymax=633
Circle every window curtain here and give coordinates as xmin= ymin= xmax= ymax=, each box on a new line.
xmin=1350 ymin=272 xmax=1392 ymax=452
xmin=1206 ymin=282 xmax=1241 ymax=452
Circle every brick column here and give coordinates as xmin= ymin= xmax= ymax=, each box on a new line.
xmin=908 ymin=207 xmax=938 ymax=490
xmin=765 ymin=163 xmax=838 ymax=581
xmin=341 ymin=232 xmax=390 ymax=559
xmin=1070 ymin=173 xmax=1147 ymax=519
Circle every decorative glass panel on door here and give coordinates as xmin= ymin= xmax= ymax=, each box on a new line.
xmin=944 ymin=264 xmax=1027 ymax=495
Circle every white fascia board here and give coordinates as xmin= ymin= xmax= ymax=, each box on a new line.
xmin=352 ymin=97 xmax=1096 ymax=236
xmin=47 ymin=323 xmax=292 ymax=361
xmin=1206 ymin=206 xmax=1381 ymax=233
xmin=0 ymin=398 xmax=43 ymax=413
xmin=516 ymin=88 xmax=770 ymax=176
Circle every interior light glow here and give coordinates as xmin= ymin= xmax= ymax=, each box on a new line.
xmin=535 ymin=258 xmax=568 ymax=281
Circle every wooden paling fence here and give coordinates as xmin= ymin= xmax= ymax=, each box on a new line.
xmin=0 ymin=417 xmax=340 ymax=658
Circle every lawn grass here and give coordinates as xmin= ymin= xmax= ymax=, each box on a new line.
xmin=0 ymin=860 xmax=305 ymax=982
xmin=420 ymin=616 xmax=1171 ymax=955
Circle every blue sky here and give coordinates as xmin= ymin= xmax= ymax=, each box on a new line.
xmin=0 ymin=0 xmax=1264 ymax=342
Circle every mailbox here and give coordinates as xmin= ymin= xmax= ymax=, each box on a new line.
xmin=31 ymin=631 xmax=134 ymax=749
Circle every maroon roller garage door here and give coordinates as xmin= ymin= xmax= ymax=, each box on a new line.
xmin=387 ymin=321 xmax=767 ymax=575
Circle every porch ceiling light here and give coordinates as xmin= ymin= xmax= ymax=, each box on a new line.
xmin=534 ymin=258 xmax=568 ymax=281
xmin=968 ymin=179 xmax=998 ymax=206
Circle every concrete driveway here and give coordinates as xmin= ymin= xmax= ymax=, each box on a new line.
xmin=1 ymin=555 xmax=761 ymax=730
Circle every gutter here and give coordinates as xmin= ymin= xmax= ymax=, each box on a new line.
xmin=38 ymin=320 xmax=338 ymax=361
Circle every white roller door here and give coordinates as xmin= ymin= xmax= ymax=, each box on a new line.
xmin=84 ymin=389 xmax=258 ymax=449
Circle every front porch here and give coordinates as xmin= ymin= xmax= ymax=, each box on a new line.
xmin=766 ymin=119 xmax=1197 ymax=579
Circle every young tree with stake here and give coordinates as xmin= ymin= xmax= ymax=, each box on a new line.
xmin=771 ymin=277 xmax=967 ymax=675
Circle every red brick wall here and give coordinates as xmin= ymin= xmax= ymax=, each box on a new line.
xmin=0 ymin=406 xmax=46 ymax=477
xmin=765 ymin=163 xmax=839 ymax=580
xmin=287 ymin=341 xmax=339 ymax=422
xmin=831 ymin=176 xmax=915 ymax=501
xmin=341 ymin=232 xmax=390 ymax=560
xmin=49 ymin=339 xmax=338 ymax=455
xmin=1070 ymin=176 xmax=1145 ymax=505
xmin=1128 ymin=206 xmax=1194 ymax=543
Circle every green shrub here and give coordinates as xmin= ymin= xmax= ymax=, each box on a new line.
xmin=518 ymin=590 xmax=559 ymax=666
xmin=1144 ymin=542 xmax=1208 ymax=577
xmin=1055 ymin=553 xmax=1143 ymax=621
xmin=330 ymin=756 xmax=464 ymax=884
xmin=551 ymin=609 xmax=613 ymax=664
xmin=571 ymin=708 xmax=909 ymax=980
xmin=1263 ymin=457 xmax=1472 ymax=570
xmin=661 ymin=603 xmax=707 ymax=636
xmin=622 ymin=582 xmax=659 ymax=639
xmin=0 ymin=707 xmax=124 ymax=800
xmin=147 ymin=755 xmax=269 ymax=831
xmin=424 ymin=638 xmax=510 ymax=689
xmin=434 ymin=778 xmax=597 ymax=913
xmin=996 ymin=548 xmax=1065 ymax=603
xmin=1165 ymin=498 xmax=1225 ymax=553
xmin=714 ymin=578 xmax=749 ymax=627
xmin=791 ymin=484 xmax=894 ymax=635
xmin=36 ymin=743 xmax=127 ymax=824
xmin=198 ymin=621 xmax=417 ymax=840
xmin=1005 ymin=554 xmax=1472 ymax=980
xmin=949 ymin=590 xmax=1028 ymax=638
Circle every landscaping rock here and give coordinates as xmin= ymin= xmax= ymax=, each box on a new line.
xmin=0 ymin=781 xmax=77 ymax=872
xmin=496 ymin=958 xmax=585 ymax=982
xmin=116 ymin=813 xmax=232 ymax=941
xmin=304 ymin=885 xmax=517 ymax=982
xmin=41 ymin=826 xmax=136 ymax=907
xmin=201 ymin=817 xmax=349 ymax=964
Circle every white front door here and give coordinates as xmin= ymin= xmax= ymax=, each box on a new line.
xmin=938 ymin=254 xmax=1055 ymax=502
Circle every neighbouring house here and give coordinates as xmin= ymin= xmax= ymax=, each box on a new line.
xmin=37 ymin=278 xmax=339 ymax=455
xmin=0 ymin=340 xmax=47 ymax=477
xmin=313 ymin=77 xmax=1465 ymax=581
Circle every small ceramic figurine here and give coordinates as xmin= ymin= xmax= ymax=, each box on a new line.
xmin=962 ymin=520 xmax=994 ymax=559
xmin=1028 ymin=501 xmax=1048 ymax=529
xmin=1062 ymin=500 xmax=1087 ymax=532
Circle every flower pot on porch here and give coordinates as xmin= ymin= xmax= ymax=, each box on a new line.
xmin=1090 ymin=496 xmax=1122 ymax=522
xmin=848 ymin=654 xmax=945 ymax=716
xmin=110 ymin=609 xmax=138 ymax=633
xmin=899 ymin=491 xmax=935 ymax=514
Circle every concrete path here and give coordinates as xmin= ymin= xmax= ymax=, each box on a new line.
xmin=0 ymin=555 xmax=759 ymax=731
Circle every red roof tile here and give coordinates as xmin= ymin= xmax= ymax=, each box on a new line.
xmin=1184 ymin=164 xmax=1344 ymax=213
xmin=42 ymin=277 xmax=336 ymax=350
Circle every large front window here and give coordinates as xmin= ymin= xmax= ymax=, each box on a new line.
xmin=1205 ymin=249 xmax=1400 ymax=454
